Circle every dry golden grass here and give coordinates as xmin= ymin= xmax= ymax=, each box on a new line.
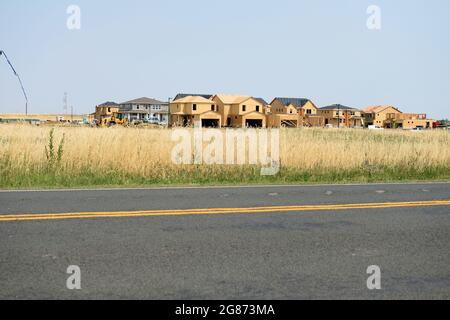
xmin=0 ymin=124 xmax=449 ymax=188
xmin=280 ymin=128 xmax=450 ymax=170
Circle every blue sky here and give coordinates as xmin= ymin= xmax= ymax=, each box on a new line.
xmin=1 ymin=0 xmax=449 ymax=118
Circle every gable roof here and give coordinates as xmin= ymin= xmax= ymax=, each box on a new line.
xmin=272 ymin=97 xmax=312 ymax=109
xmin=214 ymin=94 xmax=252 ymax=104
xmin=172 ymin=95 xmax=214 ymax=104
xmin=174 ymin=93 xmax=213 ymax=101
xmin=363 ymin=105 xmax=401 ymax=113
xmin=320 ymin=104 xmax=359 ymax=111
xmin=121 ymin=97 xmax=166 ymax=105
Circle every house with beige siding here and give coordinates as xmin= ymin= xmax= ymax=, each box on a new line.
xmin=267 ymin=98 xmax=304 ymax=127
xmin=267 ymin=98 xmax=324 ymax=127
xmin=384 ymin=112 xmax=434 ymax=130
xmin=363 ymin=105 xmax=434 ymax=129
xmin=94 ymin=102 xmax=120 ymax=123
xmin=169 ymin=94 xmax=268 ymax=128
xmin=170 ymin=95 xmax=222 ymax=127
xmin=319 ymin=104 xmax=364 ymax=128
xmin=211 ymin=95 xmax=267 ymax=128
xmin=387 ymin=116 xmax=434 ymax=130
xmin=363 ymin=105 xmax=402 ymax=128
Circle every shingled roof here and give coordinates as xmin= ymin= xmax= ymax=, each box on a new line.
xmin=255 ymin=97 xmax=269 ymax=106
xmin=174 ymin=93 xmax=213 ymax=101
xmin=320 ymin=104 xmax=359 ymax=111
xmin=272 ymin=97 xmax=311 ymax=108
xmin=172 ymin=95 xmax=214 ymax=104
xmin=98 ymin=101 xmax=119 ymax=107
xmin=121 ymin=97 xmax=166 ymax=105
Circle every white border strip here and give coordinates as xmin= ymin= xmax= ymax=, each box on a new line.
xmin=0 ymin=181 xmax=449 ymax=193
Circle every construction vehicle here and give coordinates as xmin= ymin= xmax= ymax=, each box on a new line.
xmin=100 ymin=112 xmax=128 ymax=127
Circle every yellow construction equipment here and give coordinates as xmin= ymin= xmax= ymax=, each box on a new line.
xmin=100 ymin=113 xmax=128 ymax=127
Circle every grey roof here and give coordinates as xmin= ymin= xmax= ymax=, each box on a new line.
xmin=272 ymin=97 xmax=311 ymax=108
xmin=174 ymin=93 xmax=213 ymax=101
xmin=98 ymin=101 xmax=119 ymax=107
xmin=255 ymin=97 xmax=269 ymax=106
xmin=320 ymin=104 xmax=358 ymax=111
xmin=120 ymin=97 xmax=167 ymax=105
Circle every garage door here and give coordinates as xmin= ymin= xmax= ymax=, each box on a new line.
xmin=202 ymin=119 xmax=219 ymax=128
xmin=245 ymin=119 xmax=263 ymax=128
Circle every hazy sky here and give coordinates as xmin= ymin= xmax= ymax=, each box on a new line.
xmin=1 ymin=0 xmax=449 ymax=118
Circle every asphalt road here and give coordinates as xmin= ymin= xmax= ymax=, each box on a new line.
xmin=0 ymin=182 xmax=449 ymax=299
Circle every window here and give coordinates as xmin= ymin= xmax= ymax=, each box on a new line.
xmin=211 ymin=105 xmax=215 ymax=111
xmin=256 ymin=106 xmax=260 ymax=112
xmin=193 ymin=104 xmax=197 ymax=111
xmin=306 ymin=109 xmax=312 ymax=115
xmin=108 ymin=108 xmax=111 ymax=113
xmin=242 ymin=105 xmax=246 ymax=112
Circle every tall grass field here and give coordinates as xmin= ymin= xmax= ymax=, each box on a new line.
xmin=1 ymin=124 xmax=449 ymax=189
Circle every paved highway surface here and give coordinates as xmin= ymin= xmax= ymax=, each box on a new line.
xmin=0 ymin=182 xmax=449 ymax=299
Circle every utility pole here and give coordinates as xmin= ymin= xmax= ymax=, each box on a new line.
xmin=63 ymin=92 xmax=68 ymax=115
xmin=168 ymin=97 xmax=172 ymax=127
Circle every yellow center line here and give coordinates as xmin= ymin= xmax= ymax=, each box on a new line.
xmin=0 ymin=200 xmax=449 ymax=222
xmin=0 ymin=200 xmax=450 ymax=222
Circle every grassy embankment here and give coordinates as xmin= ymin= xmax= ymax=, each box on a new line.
xmin=0 ymin=125 xmax=449 ymax=189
